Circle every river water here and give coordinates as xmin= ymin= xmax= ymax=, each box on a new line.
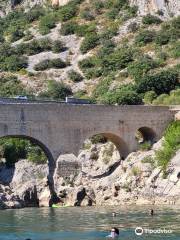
xmin=0 ymin=205 xmax=180 ymax=240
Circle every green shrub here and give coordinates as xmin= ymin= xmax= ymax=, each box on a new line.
xmin=141 ymin=156 xmax=156 ymax=168
xmin=68 ymin=70 xmax=83 ymax=82
xmin=0 ymin=75 xmax=27 ymax=97
xmin=18 ymin=38 xmax=64 ymax=55
xmin=156 ymin=121 xmax=180 ymax=176
xmin=162 ymin=16 xmax=180 ymax=41
xmin=28 ymin=145 xmax=47 ymax=164
xmin=80 ymin=9 xmax=95 ymax=21
xmin=17 ymin=38 xmax=52 ymax=56
xmin=131 ymin=166 xmax=141 ymax=176
xmin=127 ymin=55 xmax=159 ymax=81
xmin=0 ymin=43 xmax=15 ymax=57
xmin=0 ymin=55 xmax=28 ymax=72
xmin=106 ymin=8 xmax=119 ymax=20
xmin=80 ymin=33 xmax=99 ymax=54
xmin=0 ymin=10 xmax=27 ymax=43
xmin=39 ymin=80 xmax=72 ymax=100
xmin=98 ymin=40 xmax=115 ymax=58
xmin=8 ymin=27 xmax=25 ymax=42
xmin=23 ymin=30 xmax=33 ymax=41
xmin=92 ymin=0 xmax=104 ymax=14
xmin=99 ymin=26 xmax=118 ymax=40
xmin=154 ymin=16 xmax=180 ymax=45
xmin=143 ymin=91 xmax=157 ymax=104
xmin=39 ymin=13 xmax=57 ymax=35
xmin=0 ymin=137 xmax=48 ymax=167
xmin=104 ymin=0 xmax=127 ymax=10
xmin=50 ymin=58 xmax=67 ymax=68
xmin=38 ymin=38 xmax=52 ymax=50
xmin=74 ymin=90 xmax=87 ymax=98
xmin=0 ymin=43 xmax=29 ymax=72
xmin=101 ymin=47 xmax=134 ymax=72
xmin=135 ymin=30 xmax=156 ymax=45
xmin=169 ymin=41 xmax=180 ymax=58
xmin=92 ymin=77 xmax=113 ymax=99
xmin=60 ymin=21 xmax=78 ymax=35
xmin=102 ymin=87 xmax=142 ymax=105
xmin=155 ymin=30 xmax=171 ymax=45
xmin=84 ymin=68 xmax=103 ymax=79
xmin=75 ymin=24 xmax=96 ymax=37
xmin=152 ymin=89 xmax=180 ymax=105
xmin=139 ymin=141 xmax=152 ymax=151
xmin=34 ymin=58 xmax=66 ymax=71
xmin=137 ymin=69 xmax=179 ymax=95
xmin=34 ymin=59 xmax=50 ymax=71
xmin=126 ymin=5 xmax=138 ymax=17
xmin=79 ymin=57 xmax=97 ymax=70
xmin=95 ymin=83 xmax=141 ymax=105
xmin=0 ymin=138 xmax=27 ymax=167
xmin=26 ymin=6 xmax=45 ymax=23
xmin=52 ymin=40 xmax=66 ymax=53
xmin=91 ymin=134 xmax=107 ymax=144
xmin=57 ymin=1 xmax=78 ymax=22
xmin=142 ymin=14 xmax=162 ymax=25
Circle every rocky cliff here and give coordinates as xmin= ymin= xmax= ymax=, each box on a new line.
xmin=1 ymin=0 xmax=180 ymax=17
xmin=129 ymin=0 xmax=180 ymax=18
xmin=0 ymin=139 xmax=180 ymax=209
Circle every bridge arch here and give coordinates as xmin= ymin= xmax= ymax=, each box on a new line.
xmin=80 ymin=132 xmax=129 ymax=159
xmin=0 ymin=134 xmax=55 ymax=165
xmin=135 ymin=127 xmax=157 ymax=144
xmin=0 ymin=134 xmax=57 ymax=204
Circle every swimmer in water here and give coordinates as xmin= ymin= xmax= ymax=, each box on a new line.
xmin=112 ymin=212 xmax=116 ymax=217
xmin=107 ymin=227 xmax=119 ymax=238
xmin=149 ymin=209 xmax=154 ymax=216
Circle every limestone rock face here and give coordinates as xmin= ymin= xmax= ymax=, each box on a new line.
xmin=129 ymin=0 xmax=180 ymax=18
xmin=52 ymin=0 xmax=70 ymax=7
xmin=1 ymin=0 xmax=180 ymax=17
xmin=0 ymin=141 xmax=180 ymax=209
xmin=11 ymin=0 xmax=46 ymax=8
xmin=11 ymin=0 xmax=71 ymax=8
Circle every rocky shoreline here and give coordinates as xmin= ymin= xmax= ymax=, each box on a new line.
xmin=0 ymin=140 xmax=180 ymax=210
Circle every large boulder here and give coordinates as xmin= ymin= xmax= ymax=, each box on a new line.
xmin=10 ymin=160 xmax=48 ymax=189
xmin=10 ymin=160 xmax=48 ymax=207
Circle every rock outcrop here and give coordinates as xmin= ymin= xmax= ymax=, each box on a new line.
xmin=0 ymin=140 xmax=180 ymax=209
xmin=0 ymin=0 xmax=179 ymax=18
xmin=52 ymin=0 xmax=71 ymax=7
xmin=129 ymin=0 xmax=180 ymax=18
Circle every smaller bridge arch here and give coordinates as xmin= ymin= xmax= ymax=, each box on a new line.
xmin=80 ymin=132 xmax=129 ymax=159
xmin=135 ymin=126 xmax=157 ymax=144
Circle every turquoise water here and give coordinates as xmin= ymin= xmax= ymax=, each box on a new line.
xmin=0 ymin=205 xmax=180 ymax=240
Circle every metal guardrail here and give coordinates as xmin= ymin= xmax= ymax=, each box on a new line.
xmin=0 ymin=97 xmax=66 ymax=104
xmin=0 ymin=97 xmax=92 ymax=105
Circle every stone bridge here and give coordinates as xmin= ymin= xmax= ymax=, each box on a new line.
xmin=0 ymin=102 xmax=178 ymax=197
xmin=0 ymin=103 xmax=176 ymax=164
